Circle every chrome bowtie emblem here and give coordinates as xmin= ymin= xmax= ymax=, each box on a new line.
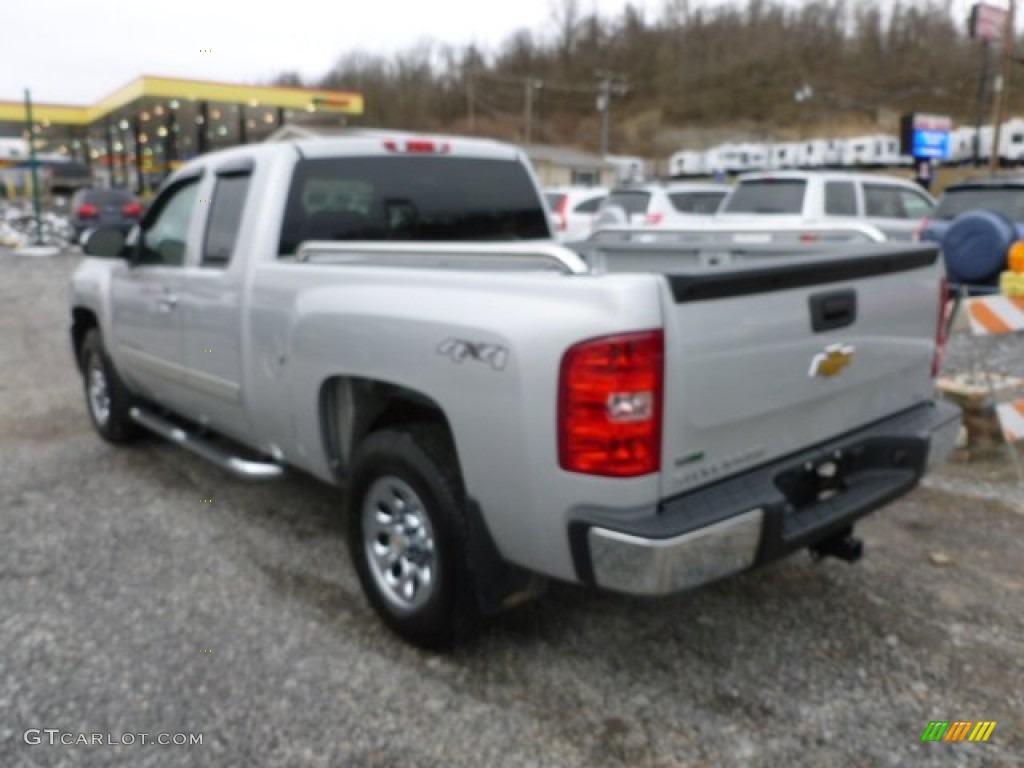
xmin=809 ymin=344 xmax=855 ymax=378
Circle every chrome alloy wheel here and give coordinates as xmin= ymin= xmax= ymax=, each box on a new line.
xmin=86 ymin=354 xmax=111 ymax=426
xmin=362 ymin=476 xmax=438 ymax=613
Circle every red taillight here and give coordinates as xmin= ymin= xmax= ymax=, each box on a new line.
xmin=799 ymin=234 xmax=819 ymax=243
xmin=556 ymin=196 xmax=570 ymax=231
xmin=77 ymin=204 xmax=99 ymax=218
xmin=558 ymin=330 xmax=664 ymax=477
xmin=643 ymin=213 xmax=664 ymax=226
xmin=122 ymin=202 xmax=142 ymax=217
xmin=383 ymin=139 xmax=451 ymax=154
xmin=932 ymin=275 xmax=949 ymax=378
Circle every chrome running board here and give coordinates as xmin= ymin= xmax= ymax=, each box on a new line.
xmin=129 ymin=407 xmax=284 ymax=480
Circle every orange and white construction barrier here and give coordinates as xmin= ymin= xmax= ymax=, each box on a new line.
xmin=966 ymin=295 xmax=1024 ymax=335
xmin=963 ymin=292 xmax=1024 ymax=476
xmin=996 ymin=400 xmax=1024 ymax=443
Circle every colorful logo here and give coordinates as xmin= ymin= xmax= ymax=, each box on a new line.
xmin=921 ymin=721 xmax=997 ymax=742
xmin=808 ymin=344 xmax=855 ymax=378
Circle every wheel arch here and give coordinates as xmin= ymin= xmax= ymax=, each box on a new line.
xmin=71 ymin=306 xmax=99 ymax=373
xmin=320 ymin=375 xmax=545 ymax=616
xmin=318 ymin=375 xmax=459 ymax=484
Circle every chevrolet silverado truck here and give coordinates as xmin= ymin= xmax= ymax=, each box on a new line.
xmin=70 ymin=134 xmax=961 ymax=649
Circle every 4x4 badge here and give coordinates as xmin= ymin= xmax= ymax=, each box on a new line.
xmin=437 ymin=338 xmax=509 ymax=371
xmin=809 ymin=344 xmax=855 ymax=378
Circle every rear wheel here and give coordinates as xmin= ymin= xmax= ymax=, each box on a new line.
xmin=347 ymin=424 xmax=478 ymax=650
xmin=80 ymin=329 xmax=139 ymax=444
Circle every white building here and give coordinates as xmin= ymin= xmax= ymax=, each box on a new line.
xmin=604 ymin=154 xmax=647 ymax=183
xmin=0 ymin=138 xmax=28 ymax=164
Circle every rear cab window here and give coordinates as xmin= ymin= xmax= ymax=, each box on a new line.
xmin=83 ymin=189 xmax=133 ymax=206
xmin=721 ymin=179 xmax=806 ymax=214
xmin=669 ymin=191 xmax=726 ymax=214
xmin=279 ymin=156 xmax=550 ymax=255
xmin=933 ymin=186 xmax=1024 ymax=220
xmin=602 ymin=190 xmax=652 ymax=216
xmin=574 ymin=195 xmax=605 ymax=214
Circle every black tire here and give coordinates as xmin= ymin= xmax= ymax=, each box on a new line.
xmin=79 ymin=328 xmax=140 ymax=444
xmin=347 ymin=424 xmax=478 ymax=650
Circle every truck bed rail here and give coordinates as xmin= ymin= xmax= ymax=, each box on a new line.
xmin=574 ymin=222 xmax=891 ymax=275
xmin=295 ymin=241 xmax=589 ymax=275
xmin=587 ymin=221 xmax=887 ymax=245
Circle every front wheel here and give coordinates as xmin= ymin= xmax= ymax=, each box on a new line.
xmin=79 ymin=329 xmax=139 ymax=444
xmin=347 ymin=424 xmax=478 ymax=650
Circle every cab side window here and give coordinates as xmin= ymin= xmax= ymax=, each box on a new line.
xmin=824 ymin=181 xmax=857 ymax=216
xmin=863 ymin=184 xmax=907 ymax=219
xmin=203 ymin=173 xmax=252 ymax=268
xmin=139 ymin=178 xmax=201 ymax=267
xmin=898 ymin=189 xmax=935 ymax=220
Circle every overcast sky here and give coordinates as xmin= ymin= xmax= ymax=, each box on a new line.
xmin=2 ymin=0 xmax=665 ymax=104
xmin=0 ymin=0 xmax=1003 ymax=104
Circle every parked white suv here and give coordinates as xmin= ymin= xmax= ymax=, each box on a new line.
xmin=593 ymin=182 xmax=730 ymax=231
xmin=717 ymin=171 xmax=936 ymax=241
xmin=544 ymin=187 xmax=608 ymax=242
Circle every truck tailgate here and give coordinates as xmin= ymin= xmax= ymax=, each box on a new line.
xmin=659 ymin=246 xmax=943 ymax=497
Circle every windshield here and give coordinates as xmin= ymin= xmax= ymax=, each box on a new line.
xmin=722 ymin=179 xmax=806 ymax=214
xmin=279 ymin=156 xmax=550 ymax=253
xmin=933 ymin=186 xmax=1024 ymax=221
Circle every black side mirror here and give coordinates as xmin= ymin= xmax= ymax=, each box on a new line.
xmin=81 ymin=228 xmax=126 ymax=258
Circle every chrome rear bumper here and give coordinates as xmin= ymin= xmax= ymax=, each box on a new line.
xmin=575 ymin=400 xmax=961 ymax=597
xmin=588 ymin=509 xmax=764 ymax=595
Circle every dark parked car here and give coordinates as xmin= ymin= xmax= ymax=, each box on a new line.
xmin=0 ymin=158 xmax=93 ymax=197
xmin=919 ymin=177 xmax=1024 ymax=292
xmin=46 ymin=160 xmax=93 ymax=196
xmin=70 ymin=188 xmax=143 ymax=242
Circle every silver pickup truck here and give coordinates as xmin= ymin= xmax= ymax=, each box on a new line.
xmin=70 ymin=134 xmax=960 ymax=649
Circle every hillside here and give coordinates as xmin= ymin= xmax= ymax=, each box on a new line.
xmin=273 ymin=0 xmax=1007 ymax=159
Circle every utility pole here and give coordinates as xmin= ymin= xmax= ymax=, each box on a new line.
xmin=990 ymin=0 xmax=1016 ymax=174
xmin=595 ymin=71 xmax=628 ymax=156
xmin=523 ymin=79 xmax=543 ymax=143
xmin=973 ymin=43 xmax=991 ymax=166
xmin=466 ymin=66 xmax=476 ymax=133
xmin=23 ymin=89 xmax=43 ymax=246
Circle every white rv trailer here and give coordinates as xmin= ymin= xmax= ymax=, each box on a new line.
xmin=707 ymin=142 xmax=770 ymax=174
xmin=767 ymin=142 xmax=803 ymax=170
xmin=840 ymin=134 xmax=904 ymax=167
xmin=803 ymin=138 xmax=843 ymax=167
xmin=668 ymin=150 xmax=707 ymax=177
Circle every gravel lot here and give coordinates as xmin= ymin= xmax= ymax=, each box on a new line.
xmin=1 ymin=249 xmax=1022 ymax=767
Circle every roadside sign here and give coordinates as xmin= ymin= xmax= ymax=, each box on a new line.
xmin=970 ymin=2 xmax=1008 ymax=43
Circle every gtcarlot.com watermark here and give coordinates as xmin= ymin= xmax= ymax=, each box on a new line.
xmin=24 ymin=729 xmax=202 ymax=747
